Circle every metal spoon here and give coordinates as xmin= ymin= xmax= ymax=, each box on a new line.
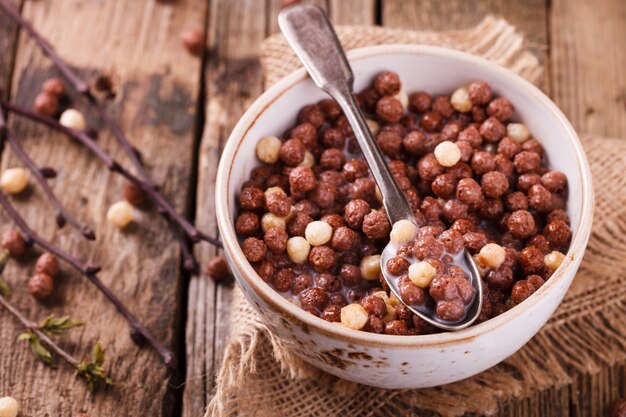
xmin=278 ymin=4 xmax=483 ymax=331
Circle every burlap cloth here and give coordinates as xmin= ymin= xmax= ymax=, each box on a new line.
xmin=207 ymin=17 xmax=626 ymax=417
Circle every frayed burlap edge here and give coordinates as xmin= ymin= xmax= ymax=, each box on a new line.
xmin=260 ymin=16 xmax=543 ymax=87
xmin=207 ymin=17 xmax=626 ymax=417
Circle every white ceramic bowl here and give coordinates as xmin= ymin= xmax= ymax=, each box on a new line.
xmin=215 ymin=45 xmax=594 ymax=389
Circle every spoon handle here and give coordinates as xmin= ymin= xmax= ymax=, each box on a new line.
xmin=278 ymin=4 xmax=415 ymax=225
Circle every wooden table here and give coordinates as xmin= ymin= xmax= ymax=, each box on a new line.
xmin=0 ymin=1 xmax=623 ymax=416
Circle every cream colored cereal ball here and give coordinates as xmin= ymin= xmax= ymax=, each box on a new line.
xmin=389 ymin=220 xmax=418 ymax=245
xmin=298 ymin=151 xmax=315 ymax=167
xmin=340 ymin=303 xmax=369 ymax=330
xmin=0 ymin=168 xmax=28 ymax=194
xmin=374 ymin=185 xmax=383 ymax=203
xmin=545 ymin=250 xmax=565 ymax=272
xmin=408 ymin=261 xmax=436 ymax=288
xmin=371 ymin=290 xmax=390 ymax=305
xmin=394 ymin=90 xmax=409 ymax=111
xmin=434 ymin=141 xmax=461 ymax=167
xmin=255 ymin=135 xmax=282 ymax=163
xmin=304 ymin=221 xmax=333 ymax=246
xmin=382 ymin=302 xmax=397 ymax=323
xmin=366 ymin=119 xmax=380 ymax=136
xmin=59 ymin=108 xmax=87 ymax=130
xmin=387 ymin=291 xmax=401 ymax=307
xmin=0 ymin=396 xmax=20 ymax=417
xmin=264 ymin=186 xmax=285 ymax=198
xmin=261 ymin=212 xmax=286 ymax=232
xmin=507 ymin=123 xmax=530 ymax=143
xmin=106 ymin=200 xmax=134 ymax=229
xmin=360 ymin=254 xmax=381 ymax=280
xmin=450 ymin=87 xmax=472 ymax=113
xmin=286 ymin=236 xmax=311 ymax=264
xmin=478 ymin=243 xmax=506 ymax=269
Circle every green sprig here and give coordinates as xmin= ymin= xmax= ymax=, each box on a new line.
xmin=18 ymin=332 xmax=56 ymax=368
xmin=75 ymin=342 xmax=115 ymax=390
xmin=38 ymin=315 xmax=83 ymax=337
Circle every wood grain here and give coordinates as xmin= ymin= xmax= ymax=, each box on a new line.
xmin=550 ymin=0 xmax=626 ymax=137
xmin=329 ymin=0 xmax=376 ymax=25
xmin=382 ymin=0 xmax=549 ymax=91
xmin=183 ymin=1 xmax=268 ymax=416
xmin=0 ymin=0 xmax=21 ymax=99
xmin=0 ymin=0 xmax=206 ymax=416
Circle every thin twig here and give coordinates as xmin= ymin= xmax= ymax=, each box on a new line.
xmin=0 ymin=108 xmax=95 ymax=239
xmin=0 ymin=0 xmax=220 ymax=258
xmin=2 ymin=101 xmax=222 ymax=249
xmin=0 ymin=191 xmax=177 ymax=369
xmin=0 ymin=293 xmax=79 ymax=366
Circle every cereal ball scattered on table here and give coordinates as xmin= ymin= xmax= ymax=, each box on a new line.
xmin=545 ymin=250 xmax=565 ymax=273
xmin=42 ymin=78 xmax=65 ymax=97
xmin=180 ymin=28 xmax=205 ymax=55
xmin=35 ymin=252 xmax=59 ymax=278
xmin=106 ymin=201 xmax=134 ymax=229
xmin=0 ymin=396 xmax=19 ymax=417
xmin=341 ymin=303 xmax=369 ymax=330
xmin=434 ymin=141 xmax=461 ymax=167
xmin=34 ymin=92 xmax=59 ymax=116
xmin=0 ymin=230 xmax=26 ymax=257
xmin=256 ymin=135 xmax=282 ymax=163
xmin=450 ymin=87 xmax=472 ymax=112
xmin=123 ymin=182 xmax=147 ymax=207
xmin=205 ymin=256 xmax=230 ymax=281
xmin=0 ymin=168 xmax=28 ymax=195
xmin=305 ymin=221 xmax=333 ymax=246
xmin=59 ymin=109 xmax=87 ymax=131
xmin=478 ymin=243 xmax=506 ymax=269
xmin=28 ymin=273 xmax=54 ymax=300
xmin=506 ymin=123 xmax=530 ymax=142
xmin=360 ymin=255 xmax=381 ymax=280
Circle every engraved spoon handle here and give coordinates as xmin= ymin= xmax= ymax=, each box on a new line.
xmin=278 ymin=4 xmax=415 ymax=225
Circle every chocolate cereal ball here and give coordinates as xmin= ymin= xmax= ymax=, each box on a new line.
xmin=374 ymin=71 xmax=401 ymax=96
xmin=375 ymin=96 xmax=404 ymax=124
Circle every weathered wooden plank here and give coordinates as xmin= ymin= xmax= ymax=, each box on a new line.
xmin=267 ymin=0 xmax=328 ymax=35
xmin=0 ymin=0 xmax=21 ymax=99
xmin=183 ymin=1 xmax=268 ymax=416
xmin=382 ymin=0 xmax=549 ymax=91
xmin=0 ymin=0 xmax=206 ymax=416
xmin=550 ymin=0 xmax=626 ymax=137
xmin=329 ymin=0 xmax=376 ymax=25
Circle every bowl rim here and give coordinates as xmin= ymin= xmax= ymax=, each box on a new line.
xmin=216 ymin=44 xmax=594 ymax=348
